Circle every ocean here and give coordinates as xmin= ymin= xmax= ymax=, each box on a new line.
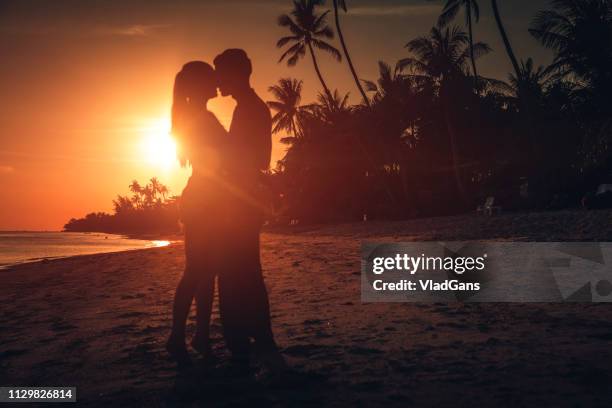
xmin=0 ymin=232 xmax=171 ymax=269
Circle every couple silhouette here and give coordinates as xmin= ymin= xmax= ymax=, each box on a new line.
xmin=167 ymin=49 xmax=285 ymax=374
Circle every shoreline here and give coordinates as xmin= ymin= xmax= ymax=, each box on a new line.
xmin=0 ymin=232 xmax=182 ymax=272
xmin=4 ymin=208 xmax=612 ymax=271
xmin=0 ymin=244 xmax=179 ymax=272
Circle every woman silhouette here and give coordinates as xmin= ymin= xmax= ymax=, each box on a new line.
xmin=167 ymin=61 xmax=228 ymax=365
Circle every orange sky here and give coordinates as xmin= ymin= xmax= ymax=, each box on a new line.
xmin=0 ymin=0 xmax=551 ymax=230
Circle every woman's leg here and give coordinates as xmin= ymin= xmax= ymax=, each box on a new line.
xmin=192 ymin=273 xmax=215 ymax=354
xmin=168 ymin=266 xmax=197 ymax=346
xmin=167 ymin=228 xmax=200 ymax=360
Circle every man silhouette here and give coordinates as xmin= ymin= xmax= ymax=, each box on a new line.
xmin=213 ymin=49 xmax=285 ymax=372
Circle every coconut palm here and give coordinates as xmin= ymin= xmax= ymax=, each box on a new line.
xmin=158 ymin=184 xmax=169 ymax=201
xmin=491 ymin=0 xmax=522 ymax=82
xmin=267 ymin=78 xmax=306 ymax=141
xmin=112 ymin=195 xmax=134 ymax=214
xmin=333 ymin=0 xmax=370 ymax=105
xmin=129 ymin=180 xmax=143 ymax=209
xmin=312 ymin=89 xmax=352 ymax=124
xmin=399 ymin=23 xmax=491 ymax=81
xmin=529 ymin=0 xmax=612 ymax=95
xmin=129 ymin=180 xmax=142 ymax=195
xmin=149 ymin=177 xmax=161 ymax=198
xmin=363 ymin=61 xmax=412 ymax=104
xmin=148 ymin=177 xmax=169 ymax=203
xmin=400 ymin=23 xmax=491 ymax=199
xmin=438 ymin=0 xmax=481 ymax=79
xmin=508 ymin=58 xmax=553 ymax=100
xmin=277 ymin=0 xmax=342 ymax=100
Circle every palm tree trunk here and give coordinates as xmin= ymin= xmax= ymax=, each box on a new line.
xmin=307 ymin=41 xmax=333 ymax=100
xmin=441 ymin=85 xmax=467 ymax=205
xmin=333 ymin=0 xmax=370 ymax=107
xmin=466 ymin=6 xmax=478 ymax=79
xmin=491 ymin=0 xmax=521 ymax=81
xmin=491 ymin=0 xmax=537 ymax=169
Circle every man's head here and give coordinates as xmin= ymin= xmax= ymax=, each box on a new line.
xmin=213 ymin=49 xmax=252 ymax=97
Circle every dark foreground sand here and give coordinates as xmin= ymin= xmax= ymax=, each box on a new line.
xmin=2 ymin=210 xmax=612 ymax=407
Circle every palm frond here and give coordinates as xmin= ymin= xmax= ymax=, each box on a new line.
xmin=312 ymin=39 xmax=342 ymax=61
xmin=277 ymin=35 xmax=300 ymax=48
xmin=278 ymin=42 xmax=305 ymax=64
xmin=438 ymin=0 xmax=461 ymax=27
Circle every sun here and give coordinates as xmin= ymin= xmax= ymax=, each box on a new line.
xmin=141 ymin=117 xmax=177 ymax=169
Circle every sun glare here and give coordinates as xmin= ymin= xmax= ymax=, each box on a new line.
xmin=141 ymin=117 xmax=177 ymax=169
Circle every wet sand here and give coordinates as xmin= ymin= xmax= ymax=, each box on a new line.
xmin=2 ymin=210 xmax=612 ymax=407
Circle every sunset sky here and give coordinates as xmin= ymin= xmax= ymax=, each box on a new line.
xmin=0 ymin=0 xmax=552 ymax=230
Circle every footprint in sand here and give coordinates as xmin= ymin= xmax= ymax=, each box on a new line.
xmin=283 ymin=344 xmax=342 ymax=358
xmin=346 ymin=346 xmax=384 ymax=356
xmin=50 ymin=319 xmax=78 ymax=332
xmin=303 ymin=319 xmax=323 ymax=325
xmin=0 ymin=348 xmax=29 ymax=358
xmin=118 ymin=311 xmax=146 ymax=318
xmin=108 ymin=323 xmax=137 ymax=335
xmin=65 ymin=338 xmax=87 ymax=351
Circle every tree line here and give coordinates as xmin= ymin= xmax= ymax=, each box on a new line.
xmin=264 ymin=0 xmax=612 ymax=223
xmin=64 ymin=178 xmax=180 ymax=234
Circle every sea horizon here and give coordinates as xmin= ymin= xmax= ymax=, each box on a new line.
xmin=0 ymin=231 xmax=171 ymax=270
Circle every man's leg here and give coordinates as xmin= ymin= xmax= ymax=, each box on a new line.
xmin=243 ymin=228 xmax=276 ymax=351
xmin=218 ymin=243 xmax=251 ymax=365
xmin=193 ymin=272 xmax=215 ymax=355
xmin=242 ymin=227 xmax=287 ymax=372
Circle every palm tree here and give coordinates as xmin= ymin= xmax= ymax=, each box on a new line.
xmin=142 ymin=183 xmax=155 ymax=208
xmin=529 ymin=0 xmax=612 ymax=95
xmin=363 ymin=61 xmax=412 ymax=105
xmin=439 ymin=0 xmax=480 ymax=78
xmin=400 ymin=23 xmax=491 ymax=81
xmin=149 ymin=177 xmax=167 ymax=203
xmin=491 ymin=0 xmax=522 ymax=82
xmin=129 ymin=180 xmax=142 ymax=194
xmin=400 ymin=23 xmax=491 ymax=200
xmin=129 ymin=180 xmax=143 ymax=209
xmin=149 ymin=177 xmax=169 ymax=202
xmin=267 ymin=78 xmax=306 ymax=141
xmin=277 ymin=0 xmax=342 ymax=100
xmin=158 ymin=184 xmax=169 ymax=201
xmin=112 ymin=195 xmax=134 ymax=214
xmin=312 ymin=89 xmax=352 ymax=124
xmin=333 ymin=0 xmax=370 ymax=106
xmin=149 ymin=177 xmax=160 ymax=193
xmin=508 ymin=58 xmax=553 ymax=101
xmin=438 ymin=0 xmax=481 ymax=79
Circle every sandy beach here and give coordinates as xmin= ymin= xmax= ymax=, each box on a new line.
xmin=2 ymin=210 xmax=612 ymax=407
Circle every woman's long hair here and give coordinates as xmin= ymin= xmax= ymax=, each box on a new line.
xmin=172 ymin=61 xmax=215 ymax=167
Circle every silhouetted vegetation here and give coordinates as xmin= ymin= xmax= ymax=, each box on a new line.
xmin=64 ymin=178 xmax=180 ymax=234
xmin=266 ymin=0 xmax=612 ymax=224
xmin=66 ymin=0 xmax=612 ymax=230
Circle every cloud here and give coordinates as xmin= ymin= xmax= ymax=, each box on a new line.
xmin=348 ymin=4 xmax=439 ymax=17
xmin=93 ymin=24 xmax=172 ymax=37
xmin=1 ymin=22 xmax=172 ymax=38
xmin=0 ymin=165 xmax=15 ymax=174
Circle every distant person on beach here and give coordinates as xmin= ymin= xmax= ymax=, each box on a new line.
xmin=212 ymin=49 xmax=286 ymax=372
xmin=167 ymin=61 xmax=228 ymax=365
